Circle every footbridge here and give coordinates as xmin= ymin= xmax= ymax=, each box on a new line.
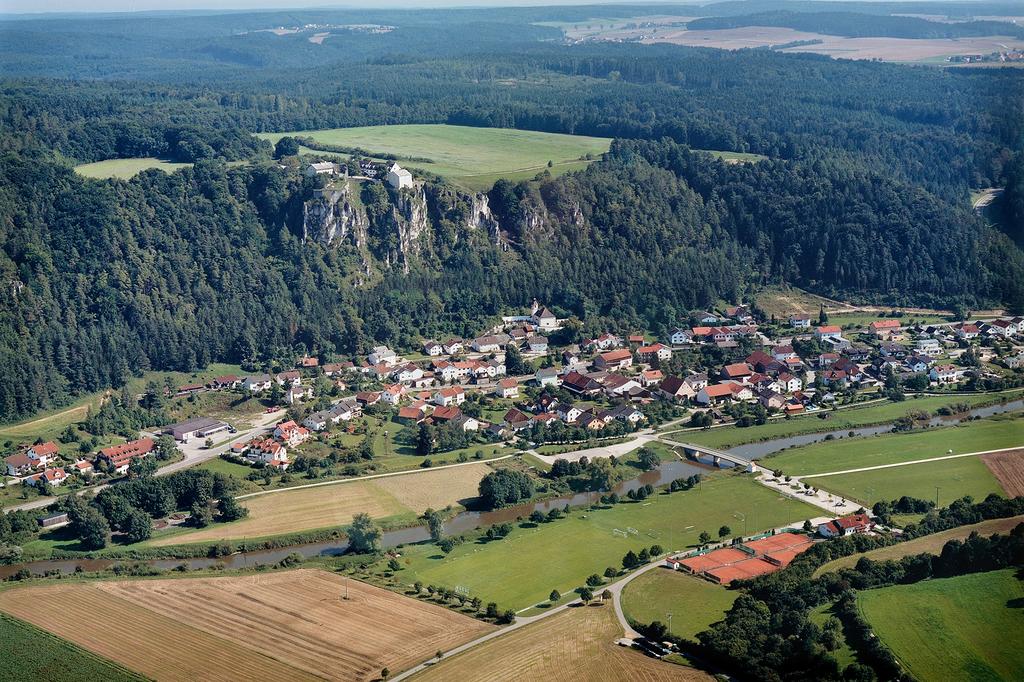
xmin=674 ymin=442 xmax=754 ymax=471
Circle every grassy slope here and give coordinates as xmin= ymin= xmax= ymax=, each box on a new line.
xmin=813 ymin=515 xmax=1024 ymax=577
xmin=74 ymin=158 xmax=192 ymax=179
xmin=393 ymin=473 xmax=817 ymax=611
xmin=858 ymin=570 xmax=1024 ymax=681
xmin=0 ymin=612 xmax=143 ymax=682
xmin=763 ymin=413 xmax=1024 ymax=476
xmin=808 ymin=602 xmax=858 ymax=670
xmin=621 ymin=568 xmax=737 ymax=640
xmin=669 ymin=392 xmax=1022 ymax=451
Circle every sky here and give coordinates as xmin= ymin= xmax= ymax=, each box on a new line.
xmin=1 ymin=0 xmax=643 ymax=15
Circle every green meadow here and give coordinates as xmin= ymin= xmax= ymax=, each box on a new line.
xmin=858 ymin=570 xmax=1024 ymax=681
xmin=389 ymin=473 xmax=817 ymax=611
xmin=621 ymin=568 xmax=737 ymax=640
xmin=74 ymin=157 xmax=192 ymax=179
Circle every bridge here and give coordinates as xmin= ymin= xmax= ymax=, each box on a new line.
xmin=674 ymin=442 xmax=754 ymax=471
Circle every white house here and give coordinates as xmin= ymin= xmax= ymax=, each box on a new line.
xmin=387 ymin=163 xmax=413 ymax=189
xmin=495 ymin=378 xmax=519 ymax=399
xmin=242 ymin=374 xmax=273 ymax=393
xmin=815 ymin=325 xmax=842 ymax=340
xmin=789 ymin=314 xmax=812 ymax=328
xmin=433 ymin=386 xmax=466 ymax=407
xmin=930 ymin=364 xmax=967 ymax=385
xmin=916 ymin=338 xmax=942 ymax=357
xmin=668 ymin=328 xmax=692 ymax=345
xmin=422 ymin=340 xmax=444 ymax=356
xmin=305 ymin=161 xmax=338 ymax=177
xmin=535 ymin=367 xmax=560 ymax=387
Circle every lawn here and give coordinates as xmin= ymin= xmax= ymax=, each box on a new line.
xmin=74 ymin=157 xmax=192 ymax=179
xmin=415 ymin=600 xmax=704 ymax=682
xmin=0 ymin=612 xmax=144 ymax=682
xmin=667 ymin=392 xmax=1022 ymax=451
xmin=258 ymin=124 xmax=612 ymax=190
xmin=808 ymin=602 xmax=858 ymax=670
xmin=803 ymin=455 xmax=1004 ymax=507
xmin=827 ymin=312 xmax=948 ymax=330
xmin=858 ymin=569 xmax=1024 ymax=681
xmin=621 ymin=568 xmax=737 ymax=640
xmin=762 ymin=412 xmax=1024 ymax=476
xmin=813 ymin=515 xmax=1024 ymax=577
xmin=390 ymin=473 xmax=818 ymax=611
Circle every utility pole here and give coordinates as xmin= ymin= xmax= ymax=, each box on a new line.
xmin=667 ymin=613 xmax=673 ymax=636
xmin=935 ymin=486 xmax=940 ymax=508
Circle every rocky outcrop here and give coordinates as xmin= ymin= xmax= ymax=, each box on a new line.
xmin=302 ymin=184 xmax=368 ymax=247
xmin=468 ymin=192 xmax=501 ymax=244
xmin=390 ymin=185 xmax=430 ymax=267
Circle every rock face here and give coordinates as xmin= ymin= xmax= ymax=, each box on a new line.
xmin=468 ymin=192 xmax=501 ymax=243
xmin=390 ymin=185 xmax=430 ymax=269
xmin=302 ymin=184 xmax=368 ymax=247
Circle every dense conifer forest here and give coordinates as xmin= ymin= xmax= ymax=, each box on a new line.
xmin=0 ymin=3 xmax=1022 ymax=421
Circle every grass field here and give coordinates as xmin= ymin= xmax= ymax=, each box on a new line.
xmin=259 ymin=124 xmax=611 ymax=190
xmin=808 ymin=602 xmax=858 ymax=670
xmin=762 ymin=413 xmax=1024 ymax=476
xmin=0 ymin=612 xmax=144 ymax=682
xmin=858 ymin=569 xmax=1024 ymax=681
xmin=804 ymin=456 xmax=1005 ymax=507
xmin=0 ymin=570 xmax=491 ymax=681
xmin=621 ymin=568 xmax=737 ymax=640
xmin=415 ymin=601 xmax=707 ymax=682
xmin=813 ymin=515 xmax=1024 ymax=577
xmin=389 ymin=474 xmax=818 ymax=611
xmin=981 ymin=448 xmax=1024 ymax=497
xmin=150 ymin=462 xmax=492 ymax=546
xmin=74 ymin=157 xmax=193 ymax=179
xmin=669 ymin=392 xmax=1021 ymax=451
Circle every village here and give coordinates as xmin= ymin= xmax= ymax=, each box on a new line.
xmin=5 ymin=298 xmax=1022 ymax=505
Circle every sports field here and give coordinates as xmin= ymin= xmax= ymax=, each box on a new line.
xmin=416 ymin=602 xmax=707 ymax=682
xmin=258 ymin=124 xmax=611 ymax=190
xmin=74 ymin=157 xmax=192 ymax=179
xmin=0 ymin=612 xmax=143 ymax=682
xmin=762 ymin=413 xmax=1024 ymax=476
xmin=0 ymin=570 xmax=491 ymax=681
xmin=669 ymin=392 xmax=1021 ymax=450
xmin=813 ymin=515 xmax=1024 ymax=577
xmin=390 ymin=474 xmax=817 ymax=611
xmin=858 ymin=569 xmax=1024 ymax=681
xmin=621 ymin=568 xmax=737 ymax=640
xmin=150 ymin=462 xmax=491 ymax=546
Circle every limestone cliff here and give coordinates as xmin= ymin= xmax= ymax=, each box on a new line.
xmin=302 ymin=183 xmax=368 ymax=247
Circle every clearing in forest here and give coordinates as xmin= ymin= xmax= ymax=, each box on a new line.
xmin=0 ymin=569 xmax=491 ymax=682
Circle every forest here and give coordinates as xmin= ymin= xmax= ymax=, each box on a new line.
xmin=0 ymin=3 xmax=1021 ymax=424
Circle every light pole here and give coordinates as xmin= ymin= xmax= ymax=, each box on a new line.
xmin=935 ymin=486 xmax=940 ymax=507
xmin=734 ymin=511 xmax=746 ymax=537
xmin=667 ymin=612 xmax=673 ymax=636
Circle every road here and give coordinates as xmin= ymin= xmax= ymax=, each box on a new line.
xmin=2 ymin=409 xmax=286 ymax=514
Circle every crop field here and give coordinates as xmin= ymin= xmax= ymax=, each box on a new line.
xmin=670 ymin=392 xmax=1022 ymax=450
xmin=621 ymin=568 xmax=737 ymax=640
xmin=813 ymin=515 xmax=1024 ymax=577
xmin=150 ymin=462 xmax=491 ymax=546
xmin=0 ymin=612 xmax=144 ymax=682
xmin=258 ymin=124 xmax=611 ymax=190
xmin=0 ymin=570 xmax=491 ymax=681
xmin=74 ymin=157 xmax=193 ymax=179
xmin=389 ymin=474 xmax=817 ymax=611
xmin=762 ymin=413 xmax=1024 ymax=476
xmin=415 ymin=601 xmax=707 ymax=682
xmin=980 ymin=448 xmax=1024 ymax=497
xmin=858 ymin=569 xmax=1024 ymax=680
xmin=803 ymin=455 xmax=1004 ymax=507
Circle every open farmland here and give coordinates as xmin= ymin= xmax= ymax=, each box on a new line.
xmin=258 ymin=124 xmax=611 ymax=190
xmin=74 ymin=157 xmax=193 ymax=179
xmin=621 ymin=568 xmax=737 ymax=640
xmin=389 ymin=474 xmax=817 ymax=611
xmin=762 ymin=413 xmax=1024 ymax=476
xmin=150 ymin=462 xmax=491 ymax=546
xmin=858 ymin=569 xmax=1024 ymax=681
xmin=0 ymin=613 xmax=144 ymax=682
xmin=415 ymin=601 xmax=707 ymax=682
xmin=813 ymin=515 xmax=1024 ymax=577
xmin=639 ymin=26 xmax=1024 ymax=63
xmin=0 ymin=570 xmax=491 ymax=681
xmin=981 ymin=448 xmax=1024 ymax=497
xmin=804 ymin=455 xmax=1004 ymax=507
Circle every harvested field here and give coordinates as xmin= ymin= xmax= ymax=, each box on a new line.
xmin=415 ymin=602 xmax=707 ymax=682
xmin=981 ymin=448 xmax=1024 ymax=497
xmin=151 ymin=462 xmax=490 ymax=546
xmin=0 ymin=570 xmax=491 ymax=681
xmin=813 ymin=515 xmax=1024 ymax=577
